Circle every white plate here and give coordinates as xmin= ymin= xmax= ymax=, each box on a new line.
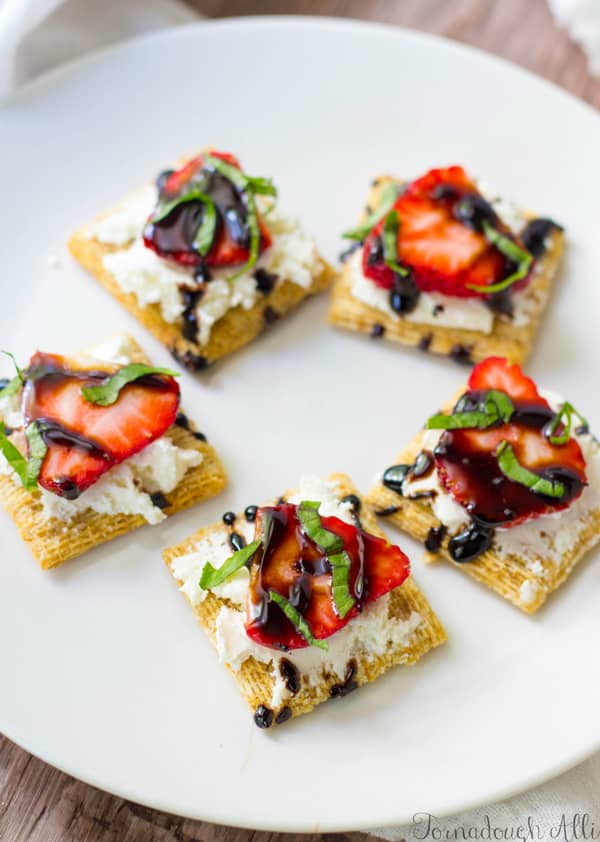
xmin=1 ymin=17 xmax=599 ymax=834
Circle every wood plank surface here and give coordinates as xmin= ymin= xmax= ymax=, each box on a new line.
xmin=1 ymin=1 xmax=598 ymax=839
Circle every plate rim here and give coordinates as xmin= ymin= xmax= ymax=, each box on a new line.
xmin=1 ymin=15 xmax=599 ymax=832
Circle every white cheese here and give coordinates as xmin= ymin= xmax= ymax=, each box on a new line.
xmin=89 ymin=185 xmax=156 ymax=246
xmin=170 ymin=474 xmax=423 ymax=709
xmin=347 ymin=183 xmax=541 ymax=332
xmin=348 ymin=250 xmax=495 ymax=334
xmin=91 ymin=184 xmax=322 ymax=346
xmin=399 ymin=393 xmax=600 ymax=573
xmin=0 ymin=341 xmax=202 ymax=524
xmin=215 ymin=595 xmax=423 ymax=707
xmin=519 ymin=579 xmax=540 ymax=606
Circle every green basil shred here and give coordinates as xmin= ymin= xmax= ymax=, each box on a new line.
xmin=0 ymin=421 xmax=46 ymax=492
xmin=427 ymin=389 xmax=515 ymax=431
xmin=382 ymin=210 xmax=409 ymax=276
xmin=467 ymin=221 xmax=533 ymax=294
xmin=81 ymin=364 xmax=179 ymax=407
xmin=269 ymin=590 xmax=328 ymax=650
xmin=496 ymin=441 xmax=565 ymax=498
xmin=342 ymin=181 xmax=400 ymax=242
xmin=546 ymin=402 xmax=587 ymax=445
xmin=298 ymin=500 xmax=355 ymax=619
xmin=199 ymin=539 xmax=262 ymax=590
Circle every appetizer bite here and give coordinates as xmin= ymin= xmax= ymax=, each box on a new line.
xmin=367 ymin=357 xmax=600 ymax=613
xmin=164 ymin=474 xmax=446 ymax=727
xmin=0 ymin=335 xmax=226 ymax=569
xmin=69 ymin=150 xmax=334 ymax=370
xmin=330 ymin=166 xmax=564 ymax=364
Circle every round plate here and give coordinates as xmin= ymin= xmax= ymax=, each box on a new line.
xmin=1 ymin=17 xmax=599 ymax=834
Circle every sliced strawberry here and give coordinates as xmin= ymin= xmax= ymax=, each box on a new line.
xmin=22 ymin=352 xmax=179 ymax=498
xmin=434 ymin=358 xmax=587 ymax=526
xmin=245 ymin=504 xmax=410 ymax=651
xmin=468 ymin=356 xmax=542 ymax=403
xmin=362 ymin=165 xmax=528 ymax=298
xmin=144 ymin=149 xmax=272 ymax=269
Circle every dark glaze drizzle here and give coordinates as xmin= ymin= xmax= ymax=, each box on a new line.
xmin=229 ymin=532 xmax=246 ymax=553
xmin=147 ymin=169 xmax=251 ymax=264
xmin=253 ymin=705 xmax=274 ymax=729
xmin=222 ymin=511 xmax=236 ymax=526
xmin=424 ymin=524 xmax=447 ymax=553
xmin=264 ymin=306 xmax=279 ymax=325
xmin=375 ymin=504 xmax=400 ymax=516
xmin=389 ymin=269 xmax=419 ymax=315
xmin=254 ymin=268 xmax=278 ymax=295
xmin=371 ymin=323 xmax=385 ymax=339
xmin=180 ymin=287 xmax=204 ymax=343
xmin=330 ymin=661 xmax=358 ymax=698
xmin=449 ymin=344 xmax=473 ymax=366
xmin=244 ymin=505 xmax=258 ymax=522
xmin=170 ymin=347 xmax=209 ymax=372
xmin=419 ymin=333 xmax=433 ymax=352
xmin=279 ymin=659 xmax=300 ymax=695
xmin=275 ymin=706 xmax=292 ymax=725
xmin=174 ymin=412 xmax=207 ymax=441
xmin=150 ymin=491 xmax=169 ymax=510
xmin=520 ymin=218 xmax=563 ymax=259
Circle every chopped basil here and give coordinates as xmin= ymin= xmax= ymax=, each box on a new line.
xmin=81 ymin=364 xmax=179 ymax=407
xmin=427 ymin=389 xmax=514 ymax=431
xmin=0 ymin=375 xmax=22 ymax=400
xmin=269 ymin=590 xmax=328 ymax=650
xmin=382 ymin=210 xmax=409 ymax=277
xmin=329 ymin=551 xmax=356 ymax=619
xmin=0 ymin=421 xmax=46 ymax=492
xmin=546 ymin=401 xmax=588 ymax=445
xmin=467 ymin=221 xmax=533 ymax=293
xmin=192 ymin=198 xmax=217 ymax=256
xmin=298 ymin=500 xmax=355 ymax=618
xmin=199 ymin=539 xmax=262 ymax=590
xmin=24 ymin=422 xmax=47 ymax=490
xmin=227 ymin=188 xmax=260 ymax=283
xmin=496 ymin=441 xmax=565 ymax=498
xmin=0 ymin=351 xmax=24 ymax=399
xmin=342 ymin=181 xmax=400 ymax=242
xmin=298 ymin=500 xmax=343 ymax=553
xmin=204 ymin=154 xmax=276 ymax=282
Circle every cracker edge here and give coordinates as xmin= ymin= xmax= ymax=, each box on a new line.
xmin=0 ymin=333 xmax=227 ymax=570
xmin=365 ymin=388 xmax=600 ymax=614
xmin=328 ymin=175 xmax=565 ymax=365
xmin=67 ymin=184 xmax=336 ymax=369
xmin=162 ymin=472 xmax=447 ymax=726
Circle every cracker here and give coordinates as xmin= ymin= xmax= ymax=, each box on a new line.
xmin=163 ymin=473 xmax=446 ymax=726
xmin=68 ymin=182 xmax=336 ymax=370
xmin=0 ymin=335 xmax=227 ymax=569
xmin=366 ymin=396 xmax=600 ymax=614
xmin=329 ymin=176 xmax=564 ymax=365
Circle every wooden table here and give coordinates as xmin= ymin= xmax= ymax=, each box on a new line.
xmin=1 ymin=2 xmax=598 ymax=840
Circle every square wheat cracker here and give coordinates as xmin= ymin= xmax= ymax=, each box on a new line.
xmin=366 ymin=389 xmax=600 ymax=614
xmin=0 ymin=334 xmax=227 ymax=569
xmin=163 ymin=472 xmax=446 ymax=727
xmin=329 ymin=176 xmax=564 ymax=365
xmin=68 ymin=157 xmax=336 ymax=370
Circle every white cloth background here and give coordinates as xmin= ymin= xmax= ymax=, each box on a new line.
xmin=0 ymin=0 xmax=599 ymax=838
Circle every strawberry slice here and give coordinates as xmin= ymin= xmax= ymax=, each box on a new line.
xmin=468 ymin=355 xmax=541 ymax=403
xmin=245 ymin=503 xmax=410 ymax=651
xmin=362 ymin=165 xmax=526 ymax=298
xmin=22 ymin=352 xmax=179 ymax=499
xmin=434 ymin=357 xmax=587 ymax=526
xmin=144 ymin=149 xmax=272 ymax=268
